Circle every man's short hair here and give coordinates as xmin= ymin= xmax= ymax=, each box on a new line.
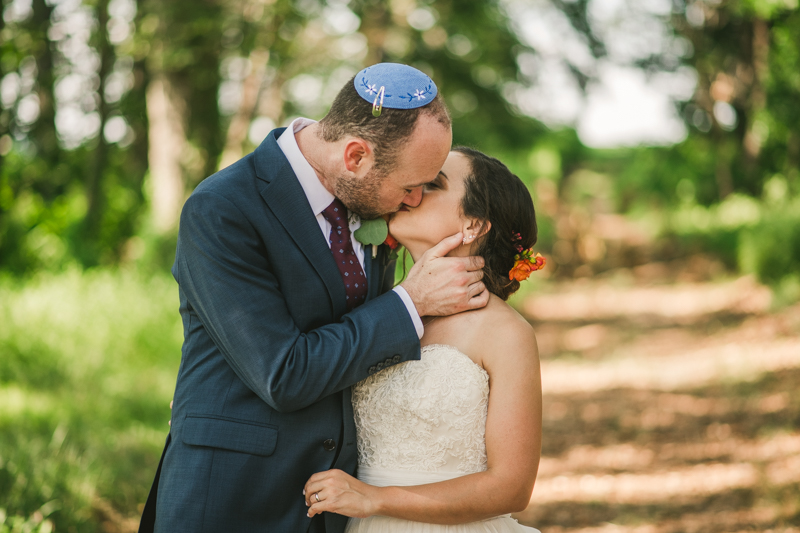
xmin=318 ymin=76 xmax=451 ymax=174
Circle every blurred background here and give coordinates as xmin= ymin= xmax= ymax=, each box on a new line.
xmin=1 ymin=0 xmax=799 ymax=531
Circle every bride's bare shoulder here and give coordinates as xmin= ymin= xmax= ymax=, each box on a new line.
xmin=449 ymin=295 xmax=539 ymax=369
xmin=484 ymin=295 xmax=537 ymax=348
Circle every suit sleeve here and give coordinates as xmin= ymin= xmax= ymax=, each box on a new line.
xmin=174 ymin=190 xmax=420 ymax=413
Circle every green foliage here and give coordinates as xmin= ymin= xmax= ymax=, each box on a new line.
xmin=0 ymin=269 xmax=181 ymax=531
xmin=0 ymin=504 xmax=58 ymax=533
xmin=740 ymin=0 xmax=799 ymax=19
xmin=738 ymin=199 xmax=800 ymax=284
xmin=0 ymin=0 xmax=553 ymax=275
xmin=0 ymin=0 xmax=796 ymax=281
xmin=668 ymin=1 xmax=800 ymax=201
xmin=664 ymin=188 xmax=800 ymax=292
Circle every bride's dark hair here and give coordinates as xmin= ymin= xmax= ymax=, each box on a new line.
xmin=453 ymin=146 xmax=538 ymax=301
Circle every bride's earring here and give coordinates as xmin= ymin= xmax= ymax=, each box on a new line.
xmin=462 ymin=234 xmax=475 ymax=245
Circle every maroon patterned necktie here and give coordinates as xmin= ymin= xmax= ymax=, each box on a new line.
xmin=321 ymin=199 xmax=368 ymax=311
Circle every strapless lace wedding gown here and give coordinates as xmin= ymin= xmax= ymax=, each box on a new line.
xmin=346 ymin=344 xmax=540 ymax=533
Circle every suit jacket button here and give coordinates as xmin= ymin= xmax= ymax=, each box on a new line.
xmin=323 ymin=439 xmax=336 ymax=451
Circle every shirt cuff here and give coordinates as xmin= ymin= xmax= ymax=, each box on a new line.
xmin=392 ymin=286 xmax=424 ymax=339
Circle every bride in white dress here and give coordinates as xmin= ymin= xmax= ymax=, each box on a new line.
xmin=304 ymin=147 xmax=543 ymax=532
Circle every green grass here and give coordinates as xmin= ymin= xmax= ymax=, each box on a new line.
xmin=0 ymin=261 xmax=542 ymax=532
xmin=0 ymin=268 xmax=182 ymax=532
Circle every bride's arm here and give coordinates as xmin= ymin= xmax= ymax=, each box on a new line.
xmin=304 ymin=319 xmax=542 ymax=524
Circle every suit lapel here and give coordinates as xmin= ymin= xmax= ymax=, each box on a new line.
xmin=254 ymin=129 xmax=347 ymax=318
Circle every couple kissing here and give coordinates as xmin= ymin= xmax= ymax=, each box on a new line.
xmin=139 ymin=63 xmax=543 ymax=533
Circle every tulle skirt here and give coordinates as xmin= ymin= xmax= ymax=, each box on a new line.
xmin=344 ymin=468 xmax=540 ymax=533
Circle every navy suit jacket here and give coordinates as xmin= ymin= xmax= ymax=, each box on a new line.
xmin=139 ymin=128 xmax=421 ymax=533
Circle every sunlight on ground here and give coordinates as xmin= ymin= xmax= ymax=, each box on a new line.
xmin=541 ymin=340 xmax=800 ymax=394
xmin=534 ymin=462 xmax=759 ymax=504
xmin=515 ymin=277 xmax=800 ymax=532
xmin=524 ymin=276 xmax=772 ymax=322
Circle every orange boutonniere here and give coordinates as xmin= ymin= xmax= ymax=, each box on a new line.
xmin=383 ymin=234 xmax=399 ymax=250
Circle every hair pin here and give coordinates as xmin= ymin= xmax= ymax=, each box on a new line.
xmin=372 ymin=86 xmax=385 ymax=117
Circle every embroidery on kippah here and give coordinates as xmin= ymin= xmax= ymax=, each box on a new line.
xmin=400 ymin=84 xmax=434 ymax=102
xmin=360 ymin=77 xmax=393 ymax=98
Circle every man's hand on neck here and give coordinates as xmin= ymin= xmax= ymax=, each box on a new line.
xmin=401 ymin=232 xmax=489 ymax=317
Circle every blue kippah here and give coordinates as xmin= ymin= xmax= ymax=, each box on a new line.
xmin=354 ymin=63 xmax=438 ymax=112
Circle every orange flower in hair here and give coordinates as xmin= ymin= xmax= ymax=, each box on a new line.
xmin=508 ymin=233 xmax=545 ymax=282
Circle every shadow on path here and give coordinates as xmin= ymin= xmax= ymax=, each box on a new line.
xmin=514 ymin=278 xmax=800 ymax=532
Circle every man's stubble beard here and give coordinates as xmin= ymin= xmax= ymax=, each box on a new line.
xmin=333 ymin=169 xmax=395 ymax=220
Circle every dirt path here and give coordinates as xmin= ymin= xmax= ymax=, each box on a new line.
xmin=513 ymin=276 xmax=800 ymax=533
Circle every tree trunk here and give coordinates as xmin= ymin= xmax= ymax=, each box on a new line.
xmin=0 ymin=6 xmax=6 ymax=183
xmin=715 ymin=155 xmax=733 ymax=199
xmin=84 ymin=0 xmax=113 ymax=240
xmin=219 ymin=49 xmax=269 ymax=170
xmin=29 ymin=0 xmax=60 ymax=195
xmin=146 ymin=76 xmax=187 ymax=234
xmin=743 ymin=18 xmax=769 ymax=162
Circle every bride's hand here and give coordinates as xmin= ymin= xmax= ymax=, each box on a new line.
xmin=304 ymin=469 xmax=381 ymax=519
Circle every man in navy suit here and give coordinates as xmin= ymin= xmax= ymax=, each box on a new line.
xmin=138 ymin=64 xmax=489 ymax=533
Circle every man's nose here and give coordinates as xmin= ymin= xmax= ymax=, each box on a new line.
xmin=403 ymin=187 xmax=423 ymax=207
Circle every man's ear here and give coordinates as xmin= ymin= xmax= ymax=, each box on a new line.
xmin=343 ymin=138 xmax=373 ymax=175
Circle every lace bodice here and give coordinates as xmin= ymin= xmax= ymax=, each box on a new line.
xmin=352 ymin=344 xmax=490 ymax=474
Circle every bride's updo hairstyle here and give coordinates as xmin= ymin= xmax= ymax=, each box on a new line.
xmin=453 ymin=146 xmax=538 ymax=301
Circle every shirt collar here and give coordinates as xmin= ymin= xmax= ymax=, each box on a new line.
xmin=276 ymin=117 xmax=335 ymax=217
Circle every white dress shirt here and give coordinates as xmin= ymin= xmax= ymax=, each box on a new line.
xmin=276 ymin=118 xmax=424 ymax=338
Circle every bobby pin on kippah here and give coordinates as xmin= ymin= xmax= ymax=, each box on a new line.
xmin=354 ymin=63 xmax=438 ymax=118
xmin=372 ymin=86 xmax=385 ymax=117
